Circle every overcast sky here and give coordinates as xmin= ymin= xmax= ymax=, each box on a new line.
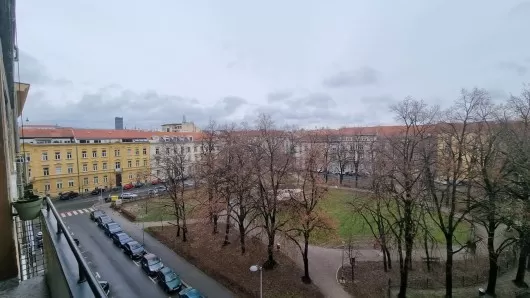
xmin=16 ymin=0 xmax=530 ymax=130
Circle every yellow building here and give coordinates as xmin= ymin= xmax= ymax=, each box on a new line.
xmin=20 ymin=126 xmax=152 ymax=197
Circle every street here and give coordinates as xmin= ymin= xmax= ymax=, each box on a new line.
xmin=56 ymin=190 xmax=234 ymax=298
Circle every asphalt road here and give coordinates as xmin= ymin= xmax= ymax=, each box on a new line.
xmin=65 ymin=213 xmax=174 ymax=298
xmin=54 ymin=185 xmax=158 ymax=212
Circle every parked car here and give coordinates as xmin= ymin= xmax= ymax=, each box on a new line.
xmin=98 ymin=280 xmax=110 ymax=295
xmin=120 ymin=192 xmax=138 ymax=200
xmin=134 ymin=182 xmax=145 ymax=188
xmin=140 ymin=253 xmax=164 ymax=276
xmin=89 ymin=210 xmax=106 ymax=221
xmin=156 ymin=266 xmax=182 ymax=293
xmin=96 ymin=215 xmax=113 ymax=229
xmin=151 ymin=179 xmax=161 ymax=185
xmin=103 ymin=222 xmax=123 ymax=237
xmin=123 ymin=241 xmax=146 ymax=260
xmin=123 ymin=183 xmax=134 ymax=190
xmin=156 ymin=185 xmax=167 ymax=192
xmin=90 ymin=188 xmax=103 ymax=195
xmin=147 ymin=189 xmax=159 ymax=195
xmin=178 ymin=287 xmax=205 ymax=298
xmin=111 ymin=232 xmax=134 ymax=249
xmin=59 ymin=191 xmax=79 ymax=200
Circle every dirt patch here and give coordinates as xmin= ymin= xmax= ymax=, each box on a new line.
xmin=339 ymin=254 xmax=517 ymax=298
xmin=146 ymin=223 xmax=323 ymax=298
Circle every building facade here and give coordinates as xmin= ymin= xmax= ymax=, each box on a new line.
xmin=161 ymin=119 xmax=201 ymax=133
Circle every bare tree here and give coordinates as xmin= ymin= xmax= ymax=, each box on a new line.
xmin=198 ymin=120 xmax=223 ymax=234
xmin=502 ymin=85 xmax=530 ymax=286
xmin=468 ymin=97 xmax=515 ymax=295
xmin=421 ymin=88 xmax=487 ymax=297
xmin=156 ymin=140 xmax=192 ymax=242
xmin=282 ymin=131 xmax=332 ymax=283
xmin=380 ymin=97 xmax=438 ymax=298
xmin=347 ymin=130 xmax=367 ymax=188
xmin=332 ymin=140 xmax=350 ymax=185
xmin=252 ymin=114 xmax=295 ymax=268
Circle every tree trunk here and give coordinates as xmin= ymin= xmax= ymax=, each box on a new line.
xmin=339 ymin=174 xmax=344 ymax=185
xmin=302 ymin=235 xmax=311 ymax=283
xmin=398 ymin=265 xmax=409 ymax=298
xmin=223 ymin=213 xmax=231 ymax=246
xmin=514 ymin=240 xmax=529 ymax=285
xmin=424 ymin=232 xmax=431 ymax=272
xmin=486 ymin=216 xmax=498 ymax=295
xmin=213 ymin=214 xmax=218 ymax=234
xmin=355 ymin=174 xmax=359 ymax=188
xmin=385 ymin=247 xmax=392 ymax=269
xmin=264 ymin=232 xmax=277 ymax=269
xmin=445 ymin=235 xmax=453 ymax=298
xmin=238 ymin=222 xmax=246 ymax=254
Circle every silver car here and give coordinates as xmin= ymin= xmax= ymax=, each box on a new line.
xmin=120 ymin=192 xmax=138 ymax=199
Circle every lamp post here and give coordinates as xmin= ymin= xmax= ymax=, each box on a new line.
xmin=249 ymin=265 xmax=262 ymax=298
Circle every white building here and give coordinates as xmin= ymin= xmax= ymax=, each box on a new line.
xmin=149 ymin=134 xmax=203 ymax=181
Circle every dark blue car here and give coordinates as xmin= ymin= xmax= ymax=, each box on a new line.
xmin=156 ymin=266 xmax=182 ymax=293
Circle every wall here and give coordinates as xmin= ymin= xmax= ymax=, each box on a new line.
xmin=23 ymin=141 xmax=151 ymax=196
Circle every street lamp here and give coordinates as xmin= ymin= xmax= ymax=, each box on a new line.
xmin=249 ymin=265 xmax=262 ymax=298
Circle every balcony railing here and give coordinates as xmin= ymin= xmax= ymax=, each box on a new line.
xmin=12 ymin=197 xmax=107 ymax=297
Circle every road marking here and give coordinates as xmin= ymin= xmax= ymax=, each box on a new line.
xmin=133 ymin=261 xmax=140 ymax=267
xmin=77 ymin=209 xmax=84 ymax=214
xmin=72 ymin=210 xmax=78 ymax=215
xmin=149 ymin=276 xmax=157 ymax=284
xmin=181 ymin=280 xmax=190 ymax=288
xmin=60 ymin=213 xmax=66 ymax=218
xmin=83 ymin=209 xmax=89 ymax=213
xmin=67 ymin=212 xmax=72 ymax=216
xmin=89 ymin=208 xmax=95 ymax=212
xmin=95 ymin=272 xmax=100 ymax=279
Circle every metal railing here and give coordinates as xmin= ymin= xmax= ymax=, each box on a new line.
xmin=45 ymin=197 xmax=108 ymax=297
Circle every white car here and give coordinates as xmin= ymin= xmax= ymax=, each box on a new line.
xmin=120 ymin=192 xmax=138 ymax=199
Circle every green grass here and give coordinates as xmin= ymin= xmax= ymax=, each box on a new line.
xmin=311 ymin=188 xmax=471 ymax=247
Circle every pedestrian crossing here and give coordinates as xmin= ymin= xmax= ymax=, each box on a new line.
xmin=60 ymin=208 xmax=94 ymax=218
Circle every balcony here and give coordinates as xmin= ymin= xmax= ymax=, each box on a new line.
xmin=1 ymin=198 xmax=107 ymax=298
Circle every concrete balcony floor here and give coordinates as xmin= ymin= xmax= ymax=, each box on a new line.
xmin=0 ymin=276 xmax=49 ymax=298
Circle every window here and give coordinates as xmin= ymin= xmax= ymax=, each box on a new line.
xmin=42 ymin=152 xmax=48 ymax=161
xmin=135 ymin=148 xmax=139 ymax=155
xmin=156 ymin=170 xmax=160 ymax=176
xmin=194 ymin=146 xmax=197 ymax=152
xmin=82 ymin=164 xmax=88 ymax=172
xmin=25 ymin=153 xmax=31 ymax=162
xmin=68 ymin=180 xmax=74 ymax=187
xmin=103 ymin=175 xmax=108 ymax=183
xmin=127 ymin=160 xmax=132 ymax=167
xmin=166 ymin=148 xmax=170 ymax=154
xmin=186 ymin=147 xmax=190 ymax=153
xmin=143 ymin=148 xmax=147 ymax=155
xmin=115 ymin=161 xmax=121 ymax=169
xmin=83 ymin=177 xmax=89 ymax=185
xmin=28 ymin=168 xmax=31 ymax=177
xmin=55 ymin=151 xmax=61 ymax=160
xmin=102 ymin=162 xmax=107 ymax=170
xmin=94 ymin=176 xmax=99 ymax=184
xmin=127 ymin=148 xmax=132 ymax=156
xmin=43 ymin=167 xmax=49 ymax=176
xmin=55 ymin=166 xmax=62 ymax=174
xmin=102 ymin=149 xmax=107 ymax=157
xmin=92 ymin=150 xmax=97 ymax=158
xmin=114 ymin=149 xmax=120 ymax=157
xmin=67 ymin=151 xmax=72 ymax=159
xmin=84 ymin=188 xmax=89 ymax=193
xmin=44 ymin=183 xmax=51 ymax=192
xmin=155 ymin=148 xmax=160 ymax=155
xmin=67 ymin=164 xmax=74 ymax=174
xmin=135 ymin=160 xmax=140 ymax=167
xmin=128 ymin=174 xmax=133 ymax=179
xmin=93 ymin=163 xmax=98 ymax=171
xmin=143 ymin=159 xmax=147 ymax=166
xmin=56 ymin=181 xmax=63 ymax=189
xmin=82 ymin=150 xmax=87 ymax=158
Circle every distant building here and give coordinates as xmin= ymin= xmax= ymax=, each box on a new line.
xmin=161 ymin=116 xmax=201 ymax=133
xmin=115 ymin=117 xmax=123 ymax=130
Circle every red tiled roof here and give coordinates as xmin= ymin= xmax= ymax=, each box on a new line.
xmin=20 ymin=127 xmax=75 ymax=138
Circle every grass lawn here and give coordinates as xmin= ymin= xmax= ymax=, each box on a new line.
xmin=311 ymin=188 xmax=471 ymax=247
xmin=121 ymin=188 xmax=204 ymax=222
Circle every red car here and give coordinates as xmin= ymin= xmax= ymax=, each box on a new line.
xmin=123 ymin=183 xmax=134 ymax=190
xmin=151 ymin=179 xmax=160 ymax=185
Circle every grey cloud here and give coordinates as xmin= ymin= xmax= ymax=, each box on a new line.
xmin=23 ymin=88 xmax=247 ymax=129
xmin=267 ymin=91 xmax=293 ymax=103
xmin=323 ymin=67 xmax=380 ymax=88
xmin=17 ymin=51 xmax=72 ymax=86
xmin=498 ymin=61 xmax=528 ymax=76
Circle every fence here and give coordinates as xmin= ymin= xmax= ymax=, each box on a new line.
xmin=14 ymin=215 xmax=46 ymax=281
